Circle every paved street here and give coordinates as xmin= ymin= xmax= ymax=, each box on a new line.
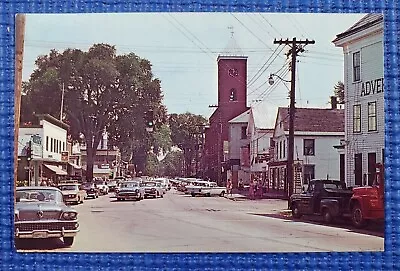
xmin=16 ymin=190 xmax=384 ymax=253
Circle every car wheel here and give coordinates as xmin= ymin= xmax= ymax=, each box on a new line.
xmin=207 ymin=193 xmax=211 ymax=197
xmin=161 ymin=193 xmax=164 ymax=198
xmin=352 ymin=203 xmax=368 ymax=228
xmin=117 ymin=198 xmax=121 ymax=201
xmin=219 ymin=191 xmax=225 ymax=197
xmin=63 ymin=237 xmax=74 ymax=247
xmin=191 ymin=192 xmax=195 ymax=197
xmin=291 ymin=203 xmax=302 ymax=219
xmin=322 ymin=208 xmax=334 ymax=224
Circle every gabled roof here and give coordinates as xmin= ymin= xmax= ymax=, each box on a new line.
xmin=276 ymin=107 xmax=344 ymax=133
xmin=229 ymin=109 xmax=251 ymax=124
xmin=332 ymin=13 xmax=383 ymax=43
xmin=251 ymin=105 xmax=276 ymax=129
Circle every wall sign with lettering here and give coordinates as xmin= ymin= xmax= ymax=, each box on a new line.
xmin=359 ymin=78 xmax=384 ymax=97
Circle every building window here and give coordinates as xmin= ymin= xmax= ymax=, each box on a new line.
xmin=229 ymin=88 xmax=237 ymax=101
xmin=63 ymin=142 xmax=65 ymax=152
xmin=303 ymin=139 xmax=315 ymax=156
xmin=368 ymin=101 xmax=377 ymax=131
xmin=50 ymin=138 xmax=53 ymax=152
xmin=303 ymin=165 xmax=315 ymax=184
xmin=353 ymin=104 xmax=361 ymax=133
xmin=279 ymin=141 xmax=282 ymax=159
xmin=353 ymin=51 xmax=361 ymax=82
xmin=283 ymin=140 xmax=286 ymax=159
xmin=46 ymin=136 xmax=49 ymax=151
xmin=241 ymin=126 xmax=247 ymax=139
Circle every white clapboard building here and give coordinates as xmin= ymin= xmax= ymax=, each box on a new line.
xmin=333 ymin=14 xmax=384 ymax=187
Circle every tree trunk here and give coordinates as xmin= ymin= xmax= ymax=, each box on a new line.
xmin=86 ymin=145 xmax=94 ymax=182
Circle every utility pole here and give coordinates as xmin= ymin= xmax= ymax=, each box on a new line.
xmin=14 ymin=14 xmax=26 ymax=203
xmin=273 ymin=38 xmax=314 ymax=207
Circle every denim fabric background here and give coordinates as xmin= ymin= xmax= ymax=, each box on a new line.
xmin=0 ymin=1 xmax=399 ymax=270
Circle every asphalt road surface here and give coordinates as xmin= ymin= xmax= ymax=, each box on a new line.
xmin=16 ymin=190 xmax=384 ymax=253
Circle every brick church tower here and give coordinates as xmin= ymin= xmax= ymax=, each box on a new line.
xmin=204 ymin=32 xmax=249 ymax=184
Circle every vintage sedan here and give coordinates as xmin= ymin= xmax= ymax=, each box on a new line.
xmin=14 ymin=186 xmax=79 ymax=247
xmin=58 ymin=183 xmax=86 ymax=204
xmin=116 ymin=181 xmax=144 ymax=201
xmin=81 ymin=182 xmax=99 ymax=199
xmin=142 ymin=181 xmax=164 ymax=198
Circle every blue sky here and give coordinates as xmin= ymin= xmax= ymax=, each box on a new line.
xmin=22 ymin=12 xmax=366 ymax=128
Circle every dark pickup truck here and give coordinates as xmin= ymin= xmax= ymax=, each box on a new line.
xmin=289 ymin=179 xmax=354 ymax=224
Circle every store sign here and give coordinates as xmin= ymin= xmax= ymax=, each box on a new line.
xmin=360 ymin=77 xmax=384 ymax=97
xmin=18 ymin=133 xmax=43 ymax=157
xmin=61 ymin=151 xmax=69 ymax=162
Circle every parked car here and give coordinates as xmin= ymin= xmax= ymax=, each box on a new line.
xmin=94 ymin=180 xmax=109 ymax=195
xmin=107 ymin=180 xmax=118 ymax=192
xmin=15 ymin=186 xmax=80 ymax=247
xmin=153 ymin=177 xmax=170 ymax=192
xmin=186 ymin=180 xmax=210 ymax=196
xmin=116 ymin=181 xmax=144 ymax=201
xmin=82 ymin=183 xmax=99 ymax=199
xmin=142 ymin=181 xmax=164 ymax=198
xmin=289 ymin=179 xmax=353 ymax=224
xmin=199 ymin=182 xmax=226 ymax=197
xmin=57 ymin=183 xmax=87 ymax=204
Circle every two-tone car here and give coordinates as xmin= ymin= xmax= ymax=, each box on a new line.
xmin=57 ymin=183 xmax=87 ymax=204
xmin=14 ymin=186 xmax=80 ymax=247
xmin=116 ymin=181 xmax=144 ymax=201
xmin=81 ymin=182 xmax=99 ymax=199
xmin=142 ymin=181 xmax=164 ymax=198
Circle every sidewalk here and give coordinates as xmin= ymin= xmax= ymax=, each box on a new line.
xmin=224 ymin=189 xmax=292 ymax=217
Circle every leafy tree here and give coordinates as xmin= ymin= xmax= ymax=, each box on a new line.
xmin=168 ymin=113 xmax=207 ymax=177
xmin=22 ymin=44 xmax=167 ymax=181
xmin=159 ymin=150 xmax=184 ymax=177
xmin=333 ymin=81 xmax=345 ymax=104
xmin=145 ymin=152 xmax=160 ymax=176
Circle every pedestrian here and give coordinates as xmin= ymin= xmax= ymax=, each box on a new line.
xmin=40 ymin=179 xmax=47 ymax=186
xmin=238 ymin=178 xmax=244 ymax=191
xmin=226 ymin=178 xmax=232 ymax=196
xmin=249 ymin=178 xmax=255 ymax=200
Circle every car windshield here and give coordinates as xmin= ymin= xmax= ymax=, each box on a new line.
xmin=121 ymin=182 xmax=139 ymax=188
xmin=324 ymin=183 xmax=344 ymax=190
xmin=83 ymin=183 xmax=95 ymax=188
xmin=58 ymin=185 xmax=78 ymax=191
xmin=16 ymin=188 xmax=63 ymax=203
xmin=144 ymin=182 xmax=156 ymax=187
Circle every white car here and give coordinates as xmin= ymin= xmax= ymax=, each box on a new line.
xmin=190 ymin=181 xmax=226 ymax=197
xmin=95 ymin=180 xmax=109 ymax=195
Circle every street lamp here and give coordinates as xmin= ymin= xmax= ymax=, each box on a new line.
xmin=268 ymin=73 xmax=291 ymax=85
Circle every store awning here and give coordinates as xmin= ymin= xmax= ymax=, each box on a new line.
xmin=44 ymin=164 xmax=68 ymax=175
xmin=68 ymin=162 xmax=82 ymax=170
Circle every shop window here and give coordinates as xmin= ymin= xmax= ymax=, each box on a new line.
xmin=283 ymin=140 xmax=286 ymax=158
xmin=353 ymin=104 xmax=361 ymax=133
xmin=303 ymin=139 xmax=315 ymax=156
xmin=353 ymin=51 xmax=361 ymax=82
xmin=368 ymin=101 xmax=377 ymax=131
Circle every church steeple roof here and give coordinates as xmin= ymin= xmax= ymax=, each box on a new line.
xmin=219 ymin=26 xmax=246 ymax=57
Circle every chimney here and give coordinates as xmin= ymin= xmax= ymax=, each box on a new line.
xmin=330 ymin=96 xmax=338 ymax=109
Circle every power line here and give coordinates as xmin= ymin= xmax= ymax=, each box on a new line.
xmin=247 ymin=45 xmax=283 ymax=87
xmin=247 ymin=45 xmax=286 ymax=88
